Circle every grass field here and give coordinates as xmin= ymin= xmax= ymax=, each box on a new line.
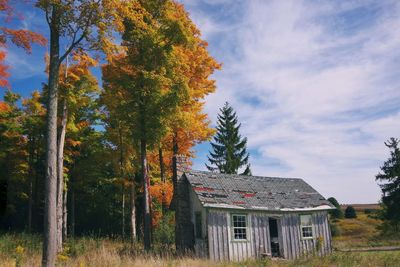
xmin=1 ymin=211 xmax=400 ymax=267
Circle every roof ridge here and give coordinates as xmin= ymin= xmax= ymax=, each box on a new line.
xmin=187 ymin=169 xmax=304 ymax=181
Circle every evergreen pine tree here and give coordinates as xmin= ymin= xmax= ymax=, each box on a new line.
xmin=376 ymin=138 xmax=400 ymax=231
xmin=206 ymin=102 xmax=251 ymax=175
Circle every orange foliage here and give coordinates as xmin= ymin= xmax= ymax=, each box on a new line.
xmin=150 ymin=181 xmax=173 ymax=226
xmin=150 ymin=181 xmax=173 ymax=207
xmin=0 ymin=51 xmax=9 ymax=88
xmin=0 ymin=101 xmax=10 ymax=113
xmin=1 ymin=28 xmax=47 ymax=53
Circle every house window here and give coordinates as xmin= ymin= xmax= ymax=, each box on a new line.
xmin=195 ymin=212 xmax=202 ymax=238
xmin=232 ymin=214 xmax=247 ymax=240
xmin=300 ymin=214 xmax=313 ymax=239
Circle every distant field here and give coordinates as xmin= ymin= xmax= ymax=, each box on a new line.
xmin=340 ymin=203 xmax=380 ymax=211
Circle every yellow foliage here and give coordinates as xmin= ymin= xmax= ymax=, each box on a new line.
xmin=57 ymin=254 xmax=69 ymax=262
xmin=15 ymin=245 xmax=24 ymax=254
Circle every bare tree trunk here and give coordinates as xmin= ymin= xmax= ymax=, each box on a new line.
xmin=34 ymin=145 xmax=40 ymax=232
xmin=27 ymin=174 xmax=33 ymax=232
xmin=118 ymin=124 xmax=125 ymax=239
xmin=141 ymin=139 xmax=151 ymax=251
xmin=172 ymin=133 xmax=179 ymax=249
xmin=57 ymin=99 xmax=68 ymax=252
xmin=70 ymin=177 xmax=75 ymax=238
xmin=171 ymin=133 xmax=178 ymax=210
xmin=42 ymin=6 xmax=61 ymax=266
xmin=27 ymin=137 xmax=35 ymax=233
xmin=130 ymin=177 xmax=136 ymax=245
xmin=63 ymin=186 xmax=68 ymax=239
xmin=159 ymin=146 xmax=166 ymax=214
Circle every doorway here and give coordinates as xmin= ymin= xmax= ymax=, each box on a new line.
xmin=269 ymin=218 xmax=281 ymax=257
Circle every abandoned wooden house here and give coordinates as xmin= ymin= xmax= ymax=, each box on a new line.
xmin=174 ymin=168 xmax=335 ymax=261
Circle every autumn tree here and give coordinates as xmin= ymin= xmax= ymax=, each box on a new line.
xmin=102 ymin=0 xmax=197 ymax=250
xmin=100 ymin=75 xmax=139 ymax=243
xmin=34 ymin=1 xmax=112 ymax=265
xmin=206 ymin=102 xmax=251 ymax=175
xmin=52 ymin=51 xmax=99 ymax=251
xmin=161 ymin=3 xmax=220 ymax=252
xmin=22 ymin=91 xmax=46 ymax=232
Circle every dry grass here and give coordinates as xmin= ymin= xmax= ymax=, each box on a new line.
xmin=2 ymin=212 xmax=400 ymax=267
xmin=332 ymin=213 xmax=400 ymax=249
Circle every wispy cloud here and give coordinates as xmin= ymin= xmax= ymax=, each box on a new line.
xmin=183 ymin=0 xmax=400 ymax=203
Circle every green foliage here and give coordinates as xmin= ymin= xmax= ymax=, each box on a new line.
xmin=328 ymin=197 xmax=344 ymax=219
xmin=345 ymin=206 xmax=357 ymax=219
xmin=153 ymin=212 xmax=175 ymax=248
xmin=206 ymin=102 xmax=251 ymax=175
xmin=0 ymin=91 xmax=30 ymax=230
xmin=376 ymin=138 xmax=400 ymax=232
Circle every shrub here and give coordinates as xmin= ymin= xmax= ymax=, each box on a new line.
xmin=328 ymin=197 xmax=344 ymax=219
xmin=364 ymin=209 xmax=373 ymax=214
xmin=330 ymin=222 xmax=342 ymax=237
xmin=345 ymin=206 xmax=357 ymax=218
xmin=153 ymin=211 xmax=175 ymax=248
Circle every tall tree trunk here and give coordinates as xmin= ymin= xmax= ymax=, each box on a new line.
xmin=34 ymin=144 xmax=40 ymax=232
xmin=57 ymin=99 xmax=68 ymax=252
xmin=42 ymin=7 xmax=61 ymax=266
xmin=130 ymin=176 xmax=136 ymax=245
xmin=172 ymin=133 xmax=179 ymax=249
xmin=171 ymin=133 xmax=178 ymax=209
xmin=27 ymin=137 xmax=35 ymax=233
xmin=70 ymin=175 xmax=75 ymax=238
xmin=141 ymin=139 xmax=151 ymax=251
xmin=63 ymin=186 xmax=67 ymax=240
xmin=159 ymin=146 xmax=166 ymax=214
xmin=118 ymin=124 xmax=125 ymax=239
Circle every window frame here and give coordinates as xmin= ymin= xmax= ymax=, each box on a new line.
xmin=299 ymin=214 xmax=314 ymax=240
xmin=231 ymin=213 xmax=249 ymax=242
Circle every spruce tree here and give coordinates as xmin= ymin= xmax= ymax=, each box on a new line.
xmin=376 ymin=138 xmax=400 ymax=231
xmin=206 ymin=102 xmax=251 ymax=175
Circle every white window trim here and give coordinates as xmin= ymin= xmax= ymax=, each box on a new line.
xmin=231 ymin=213 xmax=249 ymax=242
xmin=300 ymin=214 xmax=314 ymax=240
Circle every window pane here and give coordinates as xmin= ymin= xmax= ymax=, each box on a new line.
xmin=234 ymin=228 xmax=247 ymax=240
xmin=302 ymin=226 xmax=313 ymax=238
xmin=232 ymin=214 xmax=247 ymax=240
xmin=300 ymin=215 xmax=312 ymax=226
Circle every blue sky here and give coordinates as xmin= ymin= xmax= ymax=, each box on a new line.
xmin=3 ymin=0 xmax=400 ymax=204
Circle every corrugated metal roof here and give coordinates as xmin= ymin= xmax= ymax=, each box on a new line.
xmin=185 ymin=170 xmax=334 ymax=211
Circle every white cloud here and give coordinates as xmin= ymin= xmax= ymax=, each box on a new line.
xmin=184 ymin=0 xmax=400 ymax=203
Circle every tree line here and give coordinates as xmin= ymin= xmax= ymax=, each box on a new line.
xmin=0 ymin=1 xmax=221 ymax=266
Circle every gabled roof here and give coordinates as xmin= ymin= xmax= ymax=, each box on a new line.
xmin=184 ymin=170 xmax=334 ymax=211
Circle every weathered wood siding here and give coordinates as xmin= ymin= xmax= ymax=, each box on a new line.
xmin=251 ymin=214 xmax=271 ymax=258
xmin=206 ymin=209 xmax=332 ymax=261
xmin=189 ymin=186 xmax=208 ymax=257
xmin=207 ymin=211 xmax=273 ymax=261
xmin=207 ymin=210 xmax=230 ymax=261
xmin=281 ymin=211 xmax=331 ymax=259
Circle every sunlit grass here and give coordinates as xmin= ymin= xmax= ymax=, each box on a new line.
xmin=1 ymin=232 xmax=400 ymax=267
